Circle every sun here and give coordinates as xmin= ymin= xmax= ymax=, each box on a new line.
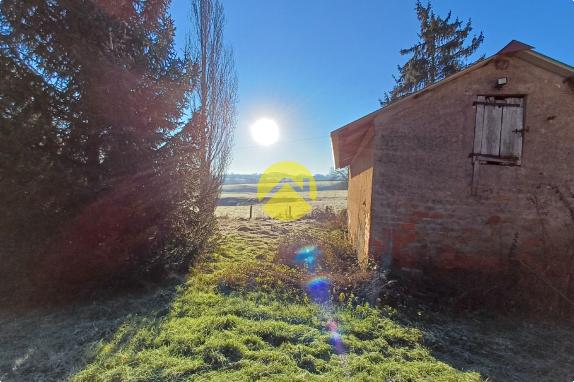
xmin=250 ymin=118 xmax=279 ymax=146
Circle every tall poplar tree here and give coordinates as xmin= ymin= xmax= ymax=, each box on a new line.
xmin=381 ymin=1 xmax=484 ymax=105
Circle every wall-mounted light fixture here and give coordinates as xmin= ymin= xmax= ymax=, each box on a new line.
xmin=496 ymin=77 xmax=508 ymax=89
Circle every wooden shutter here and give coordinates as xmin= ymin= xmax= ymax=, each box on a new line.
xmin=481 ymin=97 xmax=503 ymax=156
xmin=500 ymin=97 xmax=524 ymax=159
xmin=474 ymin=96 xmax=524 ymax=160
xmin=473 ymin=96 xmax=486 ymax=154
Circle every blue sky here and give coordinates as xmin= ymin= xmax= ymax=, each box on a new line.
xmin=169 ymin=0 xmax=574 ymax=174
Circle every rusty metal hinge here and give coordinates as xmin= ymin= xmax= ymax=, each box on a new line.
xmin=512 ymin=127 xmax=529 ymax=134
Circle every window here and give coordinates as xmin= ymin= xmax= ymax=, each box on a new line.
xmin=473 ymin=96 xmax=525 ymax=164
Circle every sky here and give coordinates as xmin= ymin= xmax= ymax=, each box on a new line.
xmin=169 ymin=0 xmax=574 ymax=174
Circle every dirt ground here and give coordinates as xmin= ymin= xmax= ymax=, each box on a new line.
xmin=1 ymin=218 xmax=573 ymax=381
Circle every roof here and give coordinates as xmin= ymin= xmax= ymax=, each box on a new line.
xmin=331 ymin=40 xmax=574 ymax=169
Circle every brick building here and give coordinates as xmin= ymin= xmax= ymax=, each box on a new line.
xmin=331 ymin=41 xmax=574 ymax=283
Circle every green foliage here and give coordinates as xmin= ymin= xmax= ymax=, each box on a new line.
xmin=71 ymin=226 xmax=484 ymax=381
xmin=217 ymin=260 xmax=302 ymax=295
xmin=0 ymin=0 xmax=235 ymax=289
xmin=1 ymin=0 xmax=191 ymax=220
xmin=0 ymin=0 xmax=191 ymax=281
xmin=381 ymin=1 xmax=484 ymax=105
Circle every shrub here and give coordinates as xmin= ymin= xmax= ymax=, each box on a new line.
xmin=306 ymin=207 xmax=348 ymax=231
xmin=276 ymin=225 xmax=375 ymax=302
xmin=33 ymin=171 xmax=213 ymax=294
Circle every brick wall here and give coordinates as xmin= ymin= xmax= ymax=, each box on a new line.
xmin=367 ymin=55 xmax=574 ymax=284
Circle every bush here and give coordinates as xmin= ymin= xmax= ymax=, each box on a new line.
xmin=305 ymin=207 xmax=348 ymax=231
xmin=1 ymin=0 xmax=232 ymax=299
xmin=275 ymin=224 xmax=375 ymax=302
xmin=33 ymin=171 xmax=212 ymax=294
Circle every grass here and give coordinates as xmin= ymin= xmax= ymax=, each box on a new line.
xmin=71 ymin=222 xmax=483 ymax=382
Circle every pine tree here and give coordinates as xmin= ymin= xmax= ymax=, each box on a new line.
xmin=381 ymin=1 xmax=484 ymax=105
xmin=0 ymin=1 xmax=225 ymax=286
xmin=1 ymin=0 xmax=192 ymax=204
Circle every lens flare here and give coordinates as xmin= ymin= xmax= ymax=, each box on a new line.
xmin=329 ymin=331 xmax=346 ymax=355
xmin=296 ymin=245 xmax=347 ymax=359
xmin=326 ymin=319 xmax=346 ymax=354
xmin=306 ymin=277 xmax=330 ymax=304
xmin=295 ymin=245 xmax=320 ymax=271
xmin=326 ymin=319 xmax=338 ymax=332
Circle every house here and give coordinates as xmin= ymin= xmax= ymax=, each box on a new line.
xmin=331 ymin=41 xmax=574 ymax=284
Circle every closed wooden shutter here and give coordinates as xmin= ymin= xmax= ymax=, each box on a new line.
xmin=473 ymin=96 xmax=486 ymax=154
xmin=473 ymin=96 xmax=524 ymax=160
xmin=481 ymin=97 xmax=504 ymax=156
xmin=500 ymin=97 xmax=524 ymax=158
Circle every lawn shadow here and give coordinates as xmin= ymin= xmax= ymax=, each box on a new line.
xmin=394 ymin=304 xmax=574 ymax=382
xmin=0 ymin=278 xmax=183 ymax=382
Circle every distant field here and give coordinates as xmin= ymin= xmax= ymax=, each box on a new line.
xmin=217 ymin=180 xmax=347 ymax=219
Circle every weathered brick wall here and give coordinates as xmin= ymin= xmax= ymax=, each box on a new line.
xmin=369 ymin=55 xmax=574 ymax=282
xmin=347 ymin=132 xmax=374 ymax=267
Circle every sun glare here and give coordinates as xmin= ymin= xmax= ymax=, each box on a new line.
xmin=250 ymin=118 xmax=279 ymax=146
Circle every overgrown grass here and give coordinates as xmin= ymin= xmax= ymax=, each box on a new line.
xmin=72 ymin=222 xmax=484 ymax=381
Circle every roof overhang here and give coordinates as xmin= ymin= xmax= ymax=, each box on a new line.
xmin=330 ymin=40 xmax=574 ymax=169
xmin=331 ymin=109 xmax=379 ymax=168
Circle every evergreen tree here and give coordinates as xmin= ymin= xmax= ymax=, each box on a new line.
xmin=1 ymin=0 xmax=192 ymax=220
xmin=0 ymin=1 xmax=235 ymax=287
xmin=381 ymin=1 xmax=484 ymax=105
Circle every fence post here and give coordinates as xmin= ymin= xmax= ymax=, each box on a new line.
xmin=249 ymin=205 xmax=253 ymax=220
